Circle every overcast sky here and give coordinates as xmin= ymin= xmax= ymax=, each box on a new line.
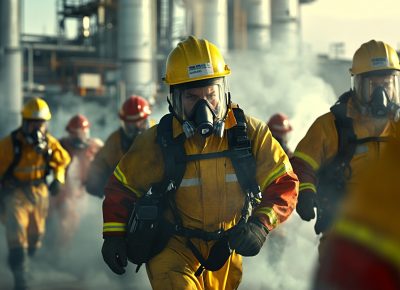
xmin=301 ymin=0 xmax=400 ymax=58
xmin=23 ymin=0 xmax=400 ymax=59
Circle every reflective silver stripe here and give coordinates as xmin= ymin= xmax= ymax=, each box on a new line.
xmin=180 ymin=174 xmax=238 ymax=188
xmin=225 ymin=173 xmax=238 ymax=183
xmin=180 ymin=178 xmax=201 ymax=187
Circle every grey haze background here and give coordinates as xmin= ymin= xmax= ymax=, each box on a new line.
xmin=0 ymin=46 xmax=332 ymax=290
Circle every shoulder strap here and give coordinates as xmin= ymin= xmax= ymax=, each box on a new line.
xmin=228 ymin=108 xmax=261 ymax=204
xmin=330 ymin=91 xmax=357 ymax=166
xmin=43 ymin=134 xmax=53 ymax=179
xmin=330 ymin=91 xmax=389 ymax=168
xmin=154 ymin=110 xmax=261 ymax=202
xmin=3 ymin=129 xmax=23 ymax=181
xmin=153 ymin=114 xmax=187 ymax=196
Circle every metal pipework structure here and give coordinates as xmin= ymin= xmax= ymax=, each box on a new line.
xmin=118 ymin=0 xmax=155 ymax=100
xmin=158 ymin=0 xmax=189 ymax=53
xmin=270 ymin=0 xmax=300 ymax=57
xmin=246 ymin=0 xmax=271 ymax=51
xmin=191 ymin=0 xmax=228 ymax=54
xmin=0 ymin=0 xmax=22 ymax=136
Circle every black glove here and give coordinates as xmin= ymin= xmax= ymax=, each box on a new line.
xmin=102 ymin=236 xmax=128 ymax=275
xmin=296 ymin=190 xmax=316 ymax=221
xmin=228 ymin=217 xmax=269 ymax=257
xmin=49 ymin=179 xmax=62 ymax=196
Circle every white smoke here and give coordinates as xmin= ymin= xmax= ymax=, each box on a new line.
xmin=0 ymin=47 xmax=337 ymax=289
xmin=226 ymin=48 xmax=336 ymax=290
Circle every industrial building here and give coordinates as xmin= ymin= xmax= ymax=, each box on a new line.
xmin=0 ymin=0 xmax=347 ymax=137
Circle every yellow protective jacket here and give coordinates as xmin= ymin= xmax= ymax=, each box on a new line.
xmin=0 ymin=128 xmax=70 ymax=248
xmin=103 ymin=108 xmax=298 ymax=289
xmin=0 ymin=129 xmax=71 ymax=185
xmin=332 ymin=136 xmax=400 ymax=268
xmin=86 ymin=128 xmax=127 ymax=197
xmin=292 ymin=96 xmax=400 ymax=261
xmin=292 ymin=97 xmax=398 ymax=197
xmin=103 ymin=108 xmax=298 ymax=235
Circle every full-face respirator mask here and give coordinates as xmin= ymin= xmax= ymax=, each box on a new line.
xmin=22 ymin=120 xmax=48 ymax=153
xmin=353 ymin=70 xmax=400 ymax=121
xmin=168 ymin=77 xmax=230 ymax=138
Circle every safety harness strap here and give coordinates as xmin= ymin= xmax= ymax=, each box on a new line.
xmin=154 ymin=107 xmax=260 ymax=275
xmin=228 ymin=107 xmax=262 ymax=205
xmin=330 ymin=91 xmax=391 ymax=179
xmin=314 ymin=91 xmax=390 ymax=234
xmin=3 ymin=129 xmax=23 ymax=181
xmin=153 ymin=114 xmax=187 ymax=197
xmin=331 ymin=91 xmax=357 ymax=168
xmin=2 ymin=129 xmax=52 ymax=186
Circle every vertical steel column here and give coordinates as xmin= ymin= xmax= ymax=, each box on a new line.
xmin=246 ymin=0 xmax=270 ymax=51
xmin=118 ymin=0 xmax=155 ymax=100
xmin=271 ymin=0 xmax=300 ymax=57
xmin=192 ymin=0 xmax=228 ymax=53
xmin=0 ymin=0 xmax=22 ymax=136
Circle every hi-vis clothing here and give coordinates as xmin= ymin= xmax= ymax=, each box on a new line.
xmin=313 ymin=125 xmax=400 ymax=289
xmin=103 ymin=108 xmax=299 ymax=290
xmin=86 ymin=129 xmax=126 ymax=197
xmin=0 ymin=129 xmax=70 ymax=249
xmin=292 ymin=98 xmax=396 ymax=212
xmin=292 ymin=97 xmax=400 ymax=251
xmin=333 ymin=135 xmax=400 ymax=266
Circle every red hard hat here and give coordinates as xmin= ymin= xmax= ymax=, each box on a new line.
xmin=66 ymin=114 xmax=91 ymax=132
xmin=119 ymin=95 xmax=151 ymax=122
xmin=267 ymin=113 xmax=293 ymax=133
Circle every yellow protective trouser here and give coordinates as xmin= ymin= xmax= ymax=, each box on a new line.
xmin=3 ymin=184 xmax=49 ymax=249
xmin=146 ymin=236 xmax=242 ymax=290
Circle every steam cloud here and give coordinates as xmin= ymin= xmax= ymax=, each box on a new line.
xmin=0 ymin=47 xmax=336 ymax=289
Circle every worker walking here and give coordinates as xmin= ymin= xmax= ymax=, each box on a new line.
xmin=49 ymin=114 xmax=103 ymax=248
xmin=292 ymin=40 xmax=400 ymax=258
xmin=101 ymin=36 xmax=298 ymax=290
xmin=85 ymin=95 xmax=151 ymax=198
xmin=0 ymin=97 xmax=71 ymax=289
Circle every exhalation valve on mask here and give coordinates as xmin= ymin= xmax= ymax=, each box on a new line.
xmin=183 ymin=99 xmax=225 ymax=138
xmin=367 ymin=86 xmax=400 ymax=121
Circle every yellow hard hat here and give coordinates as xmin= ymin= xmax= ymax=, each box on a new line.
xmin=164 ymin=35 xmax=231 ymax=85
xmin=350 ymin=40 xmax=400 ymax=75
xmin=21 ymin=97 xmax=52 ymax=121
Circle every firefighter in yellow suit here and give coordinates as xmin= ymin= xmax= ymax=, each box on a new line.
xmin=0 ymin=97 xmax=71 ymax=289
xmin=313 ymin=124 xmax=400 ymax=289
xmin=101 ymin=36 xmax=298 ymax=290
xmin=85 ymin=95 xmax=152 ymax=198
xmin=292 ymin=40 xmax=400 ymax=258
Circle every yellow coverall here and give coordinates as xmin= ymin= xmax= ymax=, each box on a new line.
xmin=292 ymin=97 xmax=400 ymax=253
xmin=103 ymin=108 xmax=299 ymax=289
xmin=86 ymin=129 xmax=127 ymax=197
xmin=0 ymin=129 xmax=70 ymax=250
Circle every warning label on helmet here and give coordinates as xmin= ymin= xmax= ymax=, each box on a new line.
xmin=371 ymin=57 xmax=389 ymax=68
xmin=188 ymin=63 xmax=214 ymax=79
